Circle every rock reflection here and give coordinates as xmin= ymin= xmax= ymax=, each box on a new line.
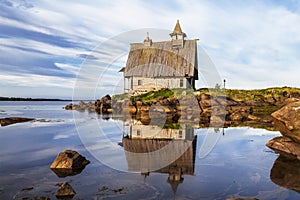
xmin=270 ymin=155 xmax=300 ymax=194
xmin=122 ymin=120 xmax=196 ymax=193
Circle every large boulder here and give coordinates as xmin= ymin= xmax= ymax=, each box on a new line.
xmin=50 ymin=150 xmax=90 ymax=177
xmin=266 ymin=136 xmax=300 ymax=160
xmin=266 ymin=100 xmax=300 ymax=160
xmin=271 ymin=101 xmax=300 ymax=143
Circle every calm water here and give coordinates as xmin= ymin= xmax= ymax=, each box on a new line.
xmin=0 ymin=101 xmax=299 ymax=200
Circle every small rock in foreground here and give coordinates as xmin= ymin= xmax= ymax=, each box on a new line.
xmin=55 ymin=182 xmax=76 ymax=199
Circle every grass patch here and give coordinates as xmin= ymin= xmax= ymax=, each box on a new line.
xmin=112 ymin=93 xmax=129 ymax=101
xmin=163 ymin=123 xmax=181 ymax=129
xmin=252 ymin=105 xmax=280 ymax=116
xmin=197 ymin=87 xmax=300 ymax=102
xmin=132 ymin=88 xmax=195 ymax=103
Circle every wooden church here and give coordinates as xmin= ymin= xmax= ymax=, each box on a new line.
xmin=120 ymin=20 xmax=198 ymax=95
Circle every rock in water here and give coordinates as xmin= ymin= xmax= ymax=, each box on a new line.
xmin=55 ymin=182 xmax=76 ymax=199
xmin=0 ymin=117 xmax=34 ymax=126
xmin=267 ymin=100 xmax=300 ymax=160
xmin=271 ymin=101 xmax=300 ymax=143
xmin=266 ymin=136 xmax=300 ymax=160
xmin=50 ymin=150 xmax=90 ymax=178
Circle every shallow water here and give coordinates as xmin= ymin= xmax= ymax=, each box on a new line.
xmin=0 ymin=101 xmax=299 ymax=199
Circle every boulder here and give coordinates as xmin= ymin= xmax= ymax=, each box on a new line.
xmin=0 ymin=117 xmax=34 ymax=126
xmin=64 ymin=103 xmax=73 ymax=110
xmin=55 ymin=182 xmax=76 ymax=199
xmin=266 ymin=136 xmax=300 ymax=160
xmin=271 ymin=101 xmax=300 ymax=143
xmin=50 ymin=150 xmax=90 ymax=178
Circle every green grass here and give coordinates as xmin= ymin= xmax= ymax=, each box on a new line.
xmin=252 ymin=105 xmax=280 ymax=116
xmin=111 ymin=93 xmax=129 ymax=101
xmin=132 ymin=88 xmax=195 ymax=103
xmin=113 ymin=87 xmax=300 ymax=103
xmin=197 ymin=87 xmax=300 ymax=102
xmin=163 ymin=123 xmax=181 ymax=129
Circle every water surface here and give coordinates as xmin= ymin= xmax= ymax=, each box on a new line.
xmin=0 ymin=101 xmax=299 ymax=199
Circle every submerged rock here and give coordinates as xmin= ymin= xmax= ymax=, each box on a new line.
xmin=0 ymin=117 xmax=34 ymax=126
xmin=50 ymin=150 xmax=90 ymax=178
xmin=55 ymin=182 xmax=76 ymax=199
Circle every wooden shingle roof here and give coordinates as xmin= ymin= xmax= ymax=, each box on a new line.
xmin=124 ymin=39 xmax=198 ymax=79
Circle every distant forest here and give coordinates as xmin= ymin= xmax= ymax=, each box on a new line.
xmin=0 ymin=97 xmax=70 ymax=101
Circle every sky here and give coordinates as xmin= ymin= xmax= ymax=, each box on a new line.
xmin=1 ymin=0 xmax=300 ymax=99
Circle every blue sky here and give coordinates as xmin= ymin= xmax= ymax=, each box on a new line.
xmin=1 ymin=0 xmax=300 ymax=99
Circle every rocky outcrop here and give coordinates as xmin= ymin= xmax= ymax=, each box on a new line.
xmin=65 ymin=95 xmax=113 ymax=114
xmin=65 ymin=101 xmax=95 ymax=112
xmin=270 ymin=155 xmax=300 ymax=193
xmin=65 ymin=93 xmax=279 ymax=129
xmin=0 ymin=117 xmax=34 ymax=126
xmin=95 ymin=94 xmax=112 ymax=114
xmin=55 ymin=182 xmax=76 ymax=199
xmin=266 ymin=100 xmax=300 ymax=160
xmin=50 ymin=150 xmax=90 ymax=178
xmin=271 ymin=101 xmax=300 ymax=143
xmin=267 ymin=136 xmax=300 ymax=160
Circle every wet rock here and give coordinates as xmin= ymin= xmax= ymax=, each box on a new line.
xmin=21 ymin=187 xmax=34 ymax=191
xmin=55 ymin=182 xmax=76 ymax=199
xmin=0 ymin=117 xmax=34 ymax=126
xmin=270 ymin=155 xmax=300 ymax=193
xmin=95 ymin=94 xmax=112 ymax=114
xmin=64 ymin=103 xmax=73 ymax=110
xmin=247 ymin=114 xmax=260 ymax=121
xmin=266 ymin=136 xmax=300 ymax=160
xmin=50 ymin=150 xmax=90 ymax=178
xmin=271 ymin=101 xmax=300 ymax=143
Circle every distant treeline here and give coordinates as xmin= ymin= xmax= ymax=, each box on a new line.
xmin=0 ymin=97 xmax=70 ymax=101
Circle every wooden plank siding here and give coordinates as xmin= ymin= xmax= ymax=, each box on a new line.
xmin=127 ymin=77 xmax=192 ymax=93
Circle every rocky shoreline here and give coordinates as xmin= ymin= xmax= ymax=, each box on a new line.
xmin=65 ymin=92 xmax=284 ymax=129
xmin=266 ymin=99 xmax=300 ymax=160
xmin=65 ymin=89 xmax=300 ymax=160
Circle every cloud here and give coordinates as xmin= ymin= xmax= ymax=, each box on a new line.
xmin=0 ymin=73 xmax=74 ymax=88
xmin=1 ymin=0 xmax=300 ymax=98
xmin=77 ymin=54 xmax=98 ymax=60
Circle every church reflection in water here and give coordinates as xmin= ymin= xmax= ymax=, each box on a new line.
xmin=121 ymin=120 xmax=197 ymax=193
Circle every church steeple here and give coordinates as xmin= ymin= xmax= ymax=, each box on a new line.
xmin=170 ymin=20 xmax=186 ymax=48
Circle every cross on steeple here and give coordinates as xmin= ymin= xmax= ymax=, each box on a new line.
xmin=144 ymin=32 xmax=152 ymax=47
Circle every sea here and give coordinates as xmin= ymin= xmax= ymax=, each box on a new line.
xmin=0 ymin=101 xmax=299 ymax=200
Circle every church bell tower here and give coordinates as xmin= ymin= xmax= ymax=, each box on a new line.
xmin=170 ymin=20 xmax=186 ymax=49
